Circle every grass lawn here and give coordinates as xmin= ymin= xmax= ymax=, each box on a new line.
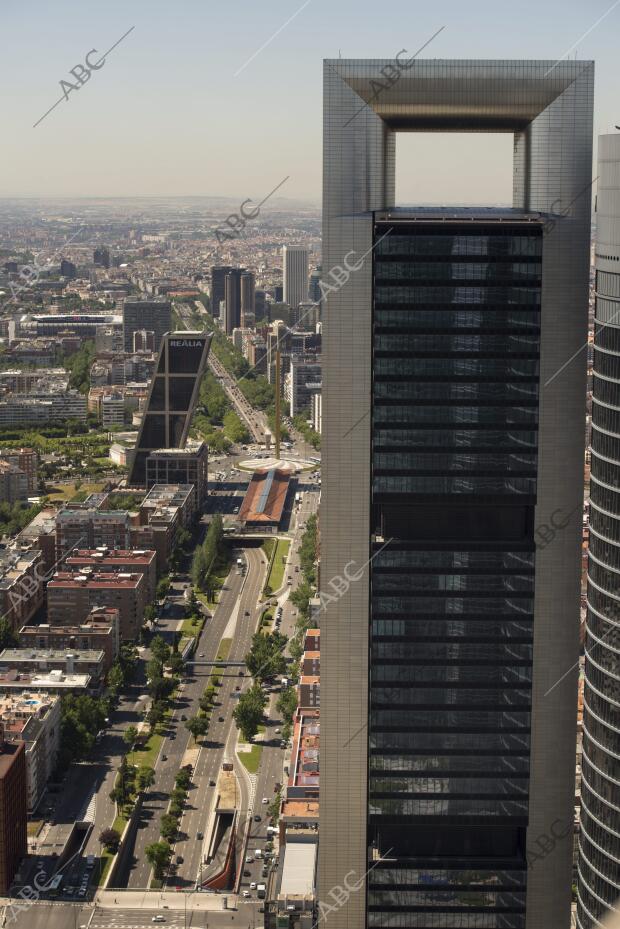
xmin=127 ymin=716 xmax=169 ymax=770
xmin=46 ymin=480 xmax=108 ymax=502
xmin=238 ymin=744 xmax=262 ymax=774
xmin=216 ymin=637 xmax=232 ymax=661
xmin=266 ymin=539 xmax=290 ymax=593
xmin=180 ymin=615 xmax=204 ymax=636
xmin=196 ymin=566 xmax=229 ymax=610
xmin=261 ymin=538 xmax=276 ymax=561
xmin=97 ymin=812 xmax=127 ymax=886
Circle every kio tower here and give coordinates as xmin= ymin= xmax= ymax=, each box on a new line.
xmin=320 ymin=60 xmax=593 ymax=929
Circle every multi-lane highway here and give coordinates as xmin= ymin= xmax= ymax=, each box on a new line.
xmin=117 ymin=551 xmax=262 ymax=889
xmin=207 ymin=352 xmax=266 ymax=445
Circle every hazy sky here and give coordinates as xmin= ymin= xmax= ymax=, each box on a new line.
xmin=1 ymin=0 xmax=618 ymax=203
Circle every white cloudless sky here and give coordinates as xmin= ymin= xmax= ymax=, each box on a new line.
xmin=0 ymin=0 xmax=617 ymax=203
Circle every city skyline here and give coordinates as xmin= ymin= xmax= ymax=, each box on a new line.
xmin=1 ymin=0 xmax=619 ymax=201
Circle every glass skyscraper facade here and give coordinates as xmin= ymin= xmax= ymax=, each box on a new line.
xmin=578 ymin=134 xmax=620 ymax=929
xmin=368 ymin=217 xmax=541 ymax=927
xmin=127 ymin=331 xmax=211 ymax=486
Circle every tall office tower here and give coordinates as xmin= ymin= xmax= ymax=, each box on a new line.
xmin=309 ymin=268 xmax=322 ymax=304
xmin=210 ymin=265 xmax=234 ymax=319
xmin=60 ymin=259 xmax=76 ymax=279
xmin=255 ymin=289 xmax=267 ymax=321
xmin=578 ymin=134 xmax=620 ymax=929
xmin=240 ymin=272 xmax=256 ymax=328
xmin=283 ymin=245 xmax=309 ymax=309
xmin=320 ymin=59 xmax=593 ymax=929
xmin=127 ymin=331 xmax=211 ymax=486
xmin=223 ymin=269 xmax=245 ymax=335
xmin=93 ymin=246 xmax=110 ymax=269
xmin=122 ymin=299 xmax=171 ymax=353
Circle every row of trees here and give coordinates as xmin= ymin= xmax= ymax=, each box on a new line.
xmin=146 ymin=766 xmax=193 ymax=879
xmin=293 ymin=412 xmax=321 ymax=450
xmin=231 ymin=631 xmax=289 ymax=742
xmin=191 ymin=514 xmax=227 ymax=596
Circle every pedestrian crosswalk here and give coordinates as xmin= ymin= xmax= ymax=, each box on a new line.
xmin=91 ymin=911 xmax=185 ymax=928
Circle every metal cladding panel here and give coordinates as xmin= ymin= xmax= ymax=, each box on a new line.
xmin=320 ymin=58 xmax=593 ymax=929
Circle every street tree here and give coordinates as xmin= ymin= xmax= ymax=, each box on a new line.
xmin=185 ymin=715 xmax=209 ymax=744
xmin=137 ymin=766 xmax=155 ymax=792
xmin=146 ymin=841 xmax=171 ymax=879
xmin=123 ymin=725 xmax=138 ymax=748
xmin=160 ymin=813 xmax=178 ymax=842
xmin=98 ymin=827 xmax=121 ymax=851
xmin=233 ymin=684 xmax=267 ymax=742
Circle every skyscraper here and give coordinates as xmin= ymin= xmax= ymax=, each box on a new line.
xmin=320 ymin=59 xmax=593 ymax=929
xmin=223 ymin=268 xmax=245 ymax=335
xmin=241 ymin=271 xmax=256 ymax=328
xmin=210 ymin=265 xmax=234 ymax=320
xmin=577 ymin=133 xmax=620 ymax=929
xmin=122 ymin=299 xmax=171 ymax=353
xmin=283 ymin=245 xmax=309 ymax=309
xmin=127 ymin=331 xmax=212 ymax=486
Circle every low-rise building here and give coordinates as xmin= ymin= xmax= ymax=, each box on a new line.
xmin=18 ymin=606 xmax=120 ymax=673
xmin=65 ymin=549 xmax=157 ymax=603
xmin=0 ymin=549 xmax=45 ymax=632
xmin=140 ymin=484 xmax=196 ymax=529
xmin=0 ymin=692 xmax=61 ymax=812
xmin=0 ymin=648 xmax=106 ymax=691
xmin=146 ymin=441 xmax=208 ymax=508
xmin=47 ymin=570 xmax=146 ymax=641
xmin=0 ymin=448 xmax=37 ymax=493
xmin=0 ymin=461 xmax=28 ymax=504
xmin=238 ymin=468 xmax=292 ymax=532
xmin=0 ymin=666 xmax=90 ymax=693
xmin=55 ymin=508 xmax=131 ymax=561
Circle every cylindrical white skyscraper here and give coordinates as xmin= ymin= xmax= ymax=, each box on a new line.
xmin=578 ymin=132 xmax=620 ymax=929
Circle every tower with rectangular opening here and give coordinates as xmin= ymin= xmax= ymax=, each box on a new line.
xmin=320 ymin=59 xmax=593 ymax=929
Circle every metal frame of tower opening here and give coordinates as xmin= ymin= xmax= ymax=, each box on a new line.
xmin=126 ymin=330 xmax=212 ymax=487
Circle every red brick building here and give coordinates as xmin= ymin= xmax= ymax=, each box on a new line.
xmin=0 ymin=728 xmax=27 ymax=893
xmin=47 ymin=571 xmax=146 ymax=641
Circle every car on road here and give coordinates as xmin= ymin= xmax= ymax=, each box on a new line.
xmin=238 ymin=670 xmax=244 ymax=676
xmin=254 ymin=814 xmax=261 ymax=822
xmin=199 ymin=653 xmax=205 ymax=658
xmin=245 ymin=855 xmax=253 ymax=863
xmin=162 ymin=754 xmax=167 ymax=761
xmin=181 ymin=714 xmax=187 ymax=721
xmin=242 ymin=891 xmax=251 ymax=898
xmin=209 ymin=779 xmax=216 ymax=786
xmin=275 ymin=728 xmax=281 ymax=734
xmin=262 ymin=797 xmax=269 ymax=804
xmin=197 ymin=831 xmax=203 ymax=840
xmin=244 ymin=610 xmax=250 ymax=616
xmin=250 ymin=881 xmax=257 ymax=890
xmin=152 ymin=918 xmax=166 ymax=924
xmin=176 ymin=855 xmax=183 ymax=864
xmin=235 ymin=685 xmax=241 ymax=691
